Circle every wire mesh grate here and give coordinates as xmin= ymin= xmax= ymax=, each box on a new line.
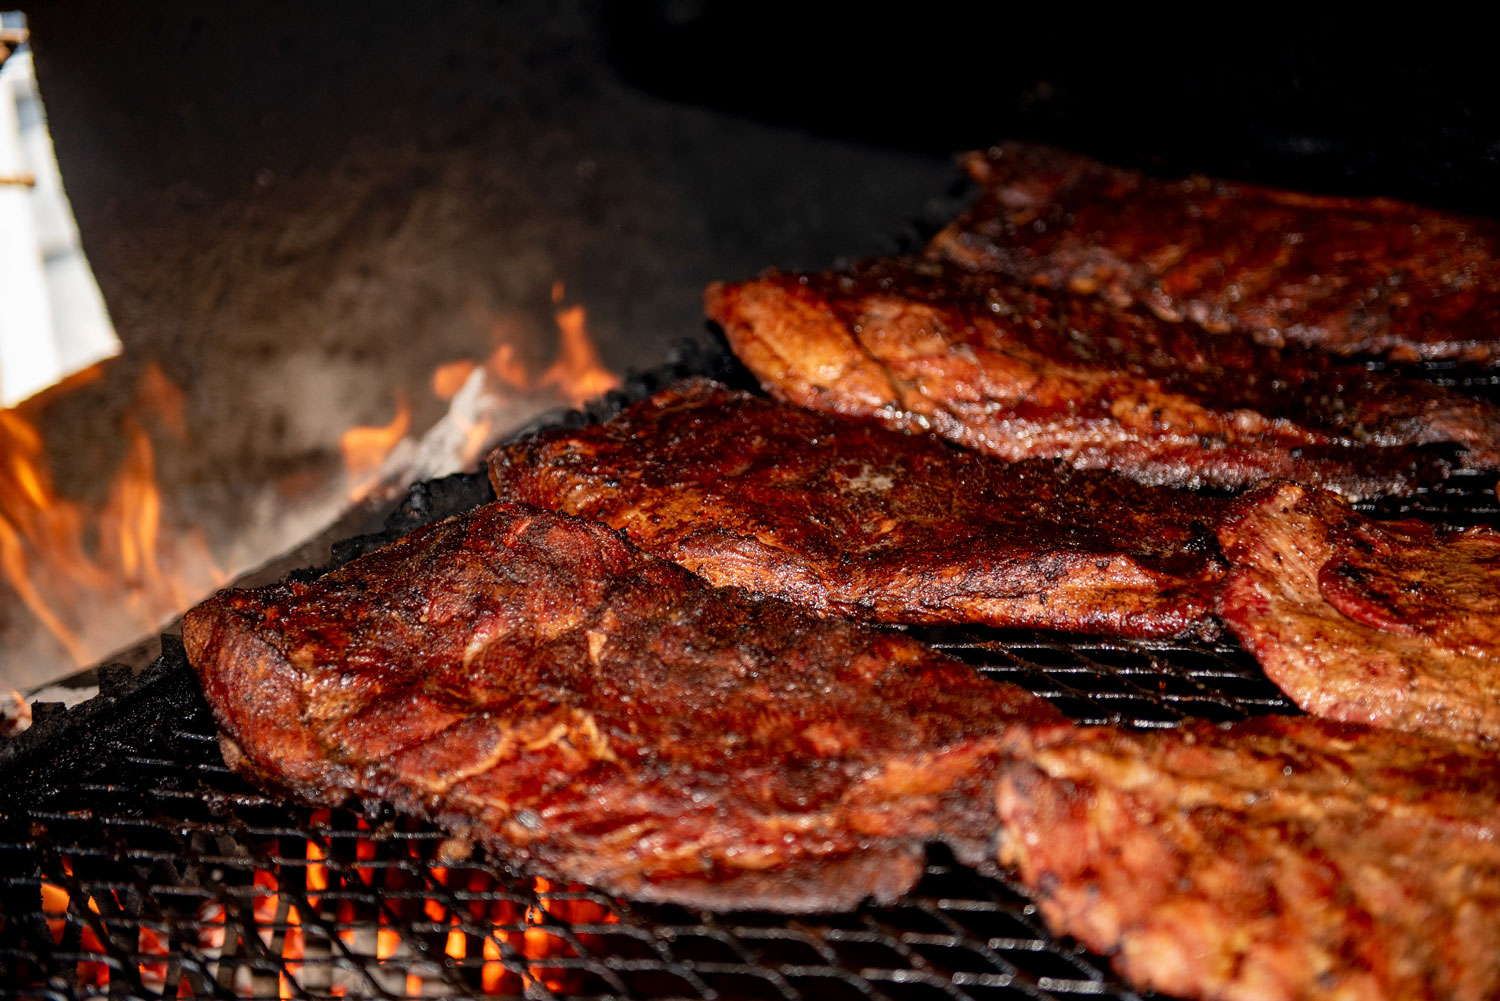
xmin=0 ymin=625 xmax=1299 ymax=1001
xmin=3 ymin=344 xmax=1496 ymax=1000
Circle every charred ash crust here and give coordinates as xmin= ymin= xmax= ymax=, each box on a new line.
xmin=0 ymin=638 xmax=191 ymax=777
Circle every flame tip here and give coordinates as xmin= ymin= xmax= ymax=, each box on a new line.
xmin=3 ymin=374 xmax=224 ymax=672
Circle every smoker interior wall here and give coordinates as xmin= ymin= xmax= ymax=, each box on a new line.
xmin=609 ymin=5 xmax=1500 ymax=217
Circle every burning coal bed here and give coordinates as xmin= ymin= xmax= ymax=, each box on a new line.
xmin=30 ymin=809 xmax=623 ymax=1000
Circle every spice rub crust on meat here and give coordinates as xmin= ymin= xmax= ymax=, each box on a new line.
xmin=1217 ymin=481 xmax=1500 ymax=744
xmin=706 ymin=257 xmax=1497 ymax=496
xmin=930 ymin=141 xmax=1500 ymax=363
xmin=490 ymin=378 xmax=1227 ymax=639
xmin=996 ymin=715 xmax=1500 ymax=1001
xmin=182 ymin=503 xmax=1062 ymax=912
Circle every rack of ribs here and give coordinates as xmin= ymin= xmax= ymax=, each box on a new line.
xmin=489 ymin=377 xmax=1226 ymax=639
xmin=929 ymin=141 xmax=1500 ymax=362
xmin=996 ymin=715 xmax=1500 ymax=1001
xmin=182 ymin=502 xmax=1062 ymax=912
xmin=706 ymin=257 xmax=1499 ymax=496
xmin=1217 ymin=481 xmax=1500 ymax=744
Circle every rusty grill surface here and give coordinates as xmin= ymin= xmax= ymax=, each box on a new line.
xmin=3 ymin=348 xmax=1498 ymax=1001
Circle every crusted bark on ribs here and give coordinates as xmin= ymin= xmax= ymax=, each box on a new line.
xmin=996 ymin=715 xmax=1500 ymax=1001
xmin=706 ymin=257 xmax=1491 ymax=496
xmin=183 ymin=502 xmax=1061 ymax=912
xmin=931 ymin=141 xmax=1500 ymax=362
xmin=1217 ymin=481 xmax=1500 ymax=744
xmin=490 ymin=378 xmax=1226 ymax=639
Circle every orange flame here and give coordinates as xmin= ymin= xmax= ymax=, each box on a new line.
xmin=349 ymin=282 xmax=623 ymax=496
xmin=136 ymin=362 xmax=188 ymax=441
xmin=484 ymin=342 xmax=530 ymax=391
xmin=339 ymin=395 xmax=412 ymax=501
xmin=0 ymin=364 xmax=225 ymax=673
xmin=545 ymin=304 xmax=619 ymax=406
xmin=431 ymin=361 xmax=479 ymax=403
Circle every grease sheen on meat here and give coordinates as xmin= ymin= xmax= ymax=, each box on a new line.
xmin=706 ymin=258 xmax=1496 ymax=496
xmin=489 ymin=378 xmax=1226 ymax=639
xmin=182 ymin=503 xmax=1061 ymax=912
xmin=1217 ymin=482 xmax=1500 ymax=744
xmin=996 ymin=716 xmax=1500 ymax=1001
xmin=930 ymin=142 xmax=1500 ymax=362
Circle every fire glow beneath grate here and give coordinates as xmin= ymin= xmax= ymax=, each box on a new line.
xmin=4 ymin=354 xmax=1498 ymax=1001
xmin=0 ymin=627 xmax=1304 ymax=1001
xmin=25 ymin=812 xmax=621 ymax=1000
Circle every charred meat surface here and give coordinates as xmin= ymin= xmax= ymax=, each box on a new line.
xmin=490 ymin=378 xmax=1226 ymax=639
xmin=997 ymin=715 xmax=1500 ymax=1001
xmin=930 ymin=141 xmax=1500 ymax=362
xmin=182 ymin=503 xmax=1061 ymax=912
xmin=706 ymin=257 xmax=1494 ymax=496
xmin=1217 ymin=482 xmax=1500 ymax=744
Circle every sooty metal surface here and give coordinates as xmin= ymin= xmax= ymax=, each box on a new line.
xmin=1 ymin=344 xmax=1497 ymax=1001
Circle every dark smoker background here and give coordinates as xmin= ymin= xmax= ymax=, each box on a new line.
xmin=22 ymin=2 xmax=1500 ymax=503
xmin=7 ymin=1 xmax=1498 ymax=685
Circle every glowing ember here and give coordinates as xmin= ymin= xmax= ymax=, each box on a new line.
xmin=481 ymin=934 xmax=506 ymax=994
xmin=38 ymin=866 xmax=174 ymax=993
xmin=252 ymin=868 xmax=279 ymax=926
xmin=30 ymin=828 xmax=623 ymax=1001
xmin=306 ymin=838 xmax=329 ymax=895
xmin=376 ymin=925 xmax=401 ymax=961
xmin=40 ymin=879 xmax=68 ymax=942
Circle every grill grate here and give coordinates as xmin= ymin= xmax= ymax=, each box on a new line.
xmin=3 ymin=343 xmax=1497 ymax=1001
xmin=3 ymin=632 xmax=1279 ymax=1001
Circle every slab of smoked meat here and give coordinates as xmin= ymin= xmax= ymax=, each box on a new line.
xmin=929 ymin=141 xmax=1500 ymax=363
xmin=706 ymin=257 xmax=1498 ymax=496
xmin=1217 ymin=481 xmax=1500 ymax=744
xmin=996 ymin=715 xmax=1500 ymax=1001
xmin=182 ymin=503 xmax=1061 ymax=912
xmin=489 ymin=378 xmax=1226 ymax=639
